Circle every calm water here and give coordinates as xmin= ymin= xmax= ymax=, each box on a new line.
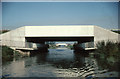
xmin=2 ymin=48 xmax=119 ymax=77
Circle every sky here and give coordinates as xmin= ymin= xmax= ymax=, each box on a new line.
xmin=2 ymin=2 xmax=119 ymax=30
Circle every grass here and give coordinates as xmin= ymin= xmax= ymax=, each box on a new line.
xmin=94 ymin=41 xmax=120 ymax=71
xmin=2 ymin=46 xmax=14 ymax=62
xmin=2 ymin=45 xmax=21 ymax=63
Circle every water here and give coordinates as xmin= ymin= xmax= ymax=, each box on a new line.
xmin=2 ymin=48 xmax=119 ymax=77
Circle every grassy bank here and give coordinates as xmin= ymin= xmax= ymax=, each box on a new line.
xmin=2 ymin=46 xmax=21 ymax=63
xmin=94 ymin=41 xmax=120 ymax=71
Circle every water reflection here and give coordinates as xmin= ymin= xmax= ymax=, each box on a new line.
xmin=33 ymin=49 xmax=87 ymax=69
xmin=2 ymin=49 xmax=119 ymax=77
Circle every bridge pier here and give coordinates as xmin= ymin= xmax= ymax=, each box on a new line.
xmin=73 ymin=41 xmax=85 ymax=52
xmin=35 ymin=42 xmax=49 ymax=52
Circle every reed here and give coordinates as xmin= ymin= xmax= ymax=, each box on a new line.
xmin=94 ymin=41 xmax=120 ymax=71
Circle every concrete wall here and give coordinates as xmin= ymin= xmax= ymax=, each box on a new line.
xmin=25 ymin=25 xmax=94 ymax=37
xmin=94 ymin=25 xmax=119 ymax=47
xmin=1 ymin=27 xmax=26 ymax=47
xmin=0 ymin=32 xmax=11 ymax=46
xmin=1 ymin=25 xmax=119 ymax=49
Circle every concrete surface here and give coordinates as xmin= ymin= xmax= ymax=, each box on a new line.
xmin=0 ymin=25 xmax=119 ymax=49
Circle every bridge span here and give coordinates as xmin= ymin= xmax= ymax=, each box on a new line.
xmin=0 ymin=25 xmax=119 ymax=51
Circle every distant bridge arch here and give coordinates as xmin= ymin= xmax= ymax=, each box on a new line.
xmin=56 ymin=43 xmax=68 ymax=47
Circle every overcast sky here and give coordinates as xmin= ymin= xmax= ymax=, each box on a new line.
xmin=2 ymin=2 xmax=118 ymax=30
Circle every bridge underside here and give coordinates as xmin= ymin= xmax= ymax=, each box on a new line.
xmin=25 ymin=37 xmax=94 ymax=43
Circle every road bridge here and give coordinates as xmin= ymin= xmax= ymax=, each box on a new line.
xmin=0 ymin=25 xmax=119 ymax=51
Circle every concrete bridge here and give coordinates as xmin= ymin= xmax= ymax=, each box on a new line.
xmin=0 ymin=25 xmax=119 ymax=51
xmin=56 ymin=43 xmax=68 ymax=47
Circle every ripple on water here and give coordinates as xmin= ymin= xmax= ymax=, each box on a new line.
xmin=2 ymin=49 xmax=119 ymax=77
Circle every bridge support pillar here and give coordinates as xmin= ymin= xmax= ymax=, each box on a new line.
xmin=37 ymin=42 xmax=49 ymax=52
xmin=73 ymin=41 xmax=85 ymax=52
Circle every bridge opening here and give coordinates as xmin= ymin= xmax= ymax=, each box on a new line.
xmin=46 ymin=41 xmax=77 ymax=49
xmin=25 ymin=37 xmax=94 ymax=51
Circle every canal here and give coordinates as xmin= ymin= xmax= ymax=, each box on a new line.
xmin=2 ymin=48 xmax=119 ymax=77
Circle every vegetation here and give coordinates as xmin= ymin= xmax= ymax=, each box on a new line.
xmin=0 ymin=30 xmax=10 ymax=34
xmin=49 ymin=44 xmax=74 ymax=49
xmin=2 ymin=45 xmax=21 ymax=64
xmin=111 ymin=30 xmax=120 ymax=34
xmin=67 ymin=44 xmax=73 ymax=49
xmin=49 ymin=44 xmax=57 ymax=49
xmin=94 ymin=41 xmax=120 ymax=71
xmin=2 ymin=46 xmax=14 ymax=62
